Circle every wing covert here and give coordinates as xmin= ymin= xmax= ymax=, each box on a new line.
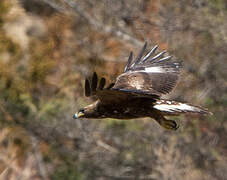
xmin=84 ymin=72 xmax=158 ymax=104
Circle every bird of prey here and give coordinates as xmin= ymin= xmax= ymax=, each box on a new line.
xmin=73 ymin=42 xmax=211 ymax=130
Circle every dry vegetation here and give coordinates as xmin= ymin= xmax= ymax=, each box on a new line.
xmin=0 ymin=0 xmax=226 ymax=179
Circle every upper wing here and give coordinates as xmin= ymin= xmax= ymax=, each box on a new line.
xmin=84 ymin=72 xmax=158 ymax=104
xmin=113 ymin=42 xmax=182 ymax=97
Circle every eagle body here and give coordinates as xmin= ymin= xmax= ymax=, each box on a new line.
xmin=90 ymin=98 xmax=157 ymax=119
xmin=74 ymin=42 xmax=211 ymax=130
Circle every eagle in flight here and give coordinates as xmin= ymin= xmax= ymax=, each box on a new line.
xmin=73 ymin=42 xmax=211 ymax=130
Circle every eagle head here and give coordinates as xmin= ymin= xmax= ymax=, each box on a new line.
xmin=73 ymin=100 xmax=101 ymax=119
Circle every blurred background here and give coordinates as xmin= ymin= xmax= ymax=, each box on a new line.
xmin=0 ymin=0 xmax=226 ymax=179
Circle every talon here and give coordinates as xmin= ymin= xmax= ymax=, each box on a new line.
xmin=161 ymin=120 xmax=179 ymax=130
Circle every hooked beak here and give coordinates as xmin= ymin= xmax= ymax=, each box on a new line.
xmin=73 ymin=112 xmax=85 ymax=119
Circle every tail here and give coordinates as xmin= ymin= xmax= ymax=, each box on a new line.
xmin=153 ymin=99 xmax=212 ymax=115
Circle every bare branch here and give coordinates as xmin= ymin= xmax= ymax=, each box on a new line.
xmin=39 ymin=0 xmax=143 ymax=47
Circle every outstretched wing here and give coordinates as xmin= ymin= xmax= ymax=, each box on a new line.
xmin=84 ymin=72 xmax=158 ymax=104
xmin=85 ymin=42 xmax=182 ymax=103
xmin=113 ymin=42 xmax=182 ymax=97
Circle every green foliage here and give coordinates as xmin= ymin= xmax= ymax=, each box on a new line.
xmin=208 ymin=0 xmax=227 ymax=11
xmin=104 ymin=118 xmax=145 ymax=132
xmin=105 ymin=119 xmax=127 ymax=129
xmin=0 ymin=0 xmax=10 ymax=26
xmin=0 ymin=24 xmax=63 ymax=122
xmin=51 ymin=165 xmax=84 ymax=180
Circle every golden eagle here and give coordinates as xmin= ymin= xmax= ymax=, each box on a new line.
xmin=73 ymin=42 xmax=211 ymax=130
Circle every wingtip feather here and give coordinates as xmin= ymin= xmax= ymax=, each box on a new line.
xmin=133 ymin=42 xmax=147 ymax=65
xmin=98 ymin=77 xmax=106 ymax=90
xmin=85 ymin=79 xmax=91 ymax=97
xmin=150 ymin=51 xmax=166 ymax=62
xmin=124 ymin=51 xmax=133 ymax=72
xmin=91 ymin=72 xmax=98 ymax=93
xmin=142 ymin=44 xmax=158 ymax=63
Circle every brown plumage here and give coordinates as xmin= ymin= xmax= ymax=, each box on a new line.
xmin=73 ymin=42 xmax=212 ymax=130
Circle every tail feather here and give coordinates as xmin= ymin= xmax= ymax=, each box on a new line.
xmin=153 ymin=99 xmax=212 ymax=115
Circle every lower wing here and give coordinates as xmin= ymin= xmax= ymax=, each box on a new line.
xmin=153 ymin=99 xmax=212 ymax=115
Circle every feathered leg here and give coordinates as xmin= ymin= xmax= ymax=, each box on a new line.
xmin=151 ymin=99 xmax=212 ymax=130
xmin=151 ymin=110 xmax=179 ymax=130
xmin=158 ymin=117 xmax=179 ymax=130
